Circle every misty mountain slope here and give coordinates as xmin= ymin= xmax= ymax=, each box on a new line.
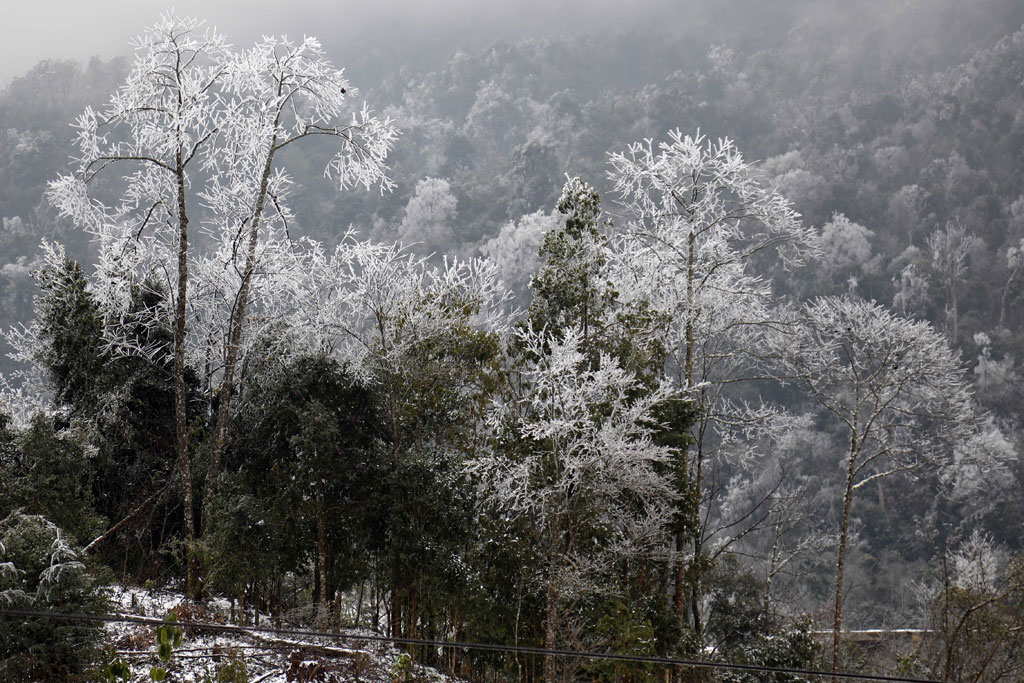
xmin=2 ymin=5 xmax=1024 ymax=382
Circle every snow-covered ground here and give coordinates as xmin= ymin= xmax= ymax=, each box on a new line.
xmin=102 ymin=585 xmax=456 ymax=683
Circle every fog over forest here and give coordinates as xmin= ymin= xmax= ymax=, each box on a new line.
xmin=1 ymin=1 xmax=1023 ymax=680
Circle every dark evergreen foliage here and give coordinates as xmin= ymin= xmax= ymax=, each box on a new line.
xmin=210 ymin=354 xmax=380 ymax=616
xmin=0 ymin=513 xmax=106 ymax=680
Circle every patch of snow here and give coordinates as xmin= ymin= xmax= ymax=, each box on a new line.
xmin=99 ymin=584 xmax=462 ymax=682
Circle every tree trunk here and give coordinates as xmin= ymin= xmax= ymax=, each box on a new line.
xmin=674 ymin=226 xmax=697 ymax=636
xmin=316 ymin=486 xmax=330 ymax=628
xmin=174 ymin=155 xmax=200 ymax=600
xmin=544 ymin=568 xmax=558 ymax=683
xmin=832 ymin=443 xmax=859 ymax=679
xmin=685 ymin=228 xmax=695 ymax=386
xmin=950 ymin=286 xmax=959 ymax=344
xmin=253 ymin=581 xmax=260 ymax=626
xmin=356 ymin=581 xmax=364 ymax=628
xmin=544 ymin=515 xmax=564 ymax=683
xmin=409 ymin=586 xmax=419 ymax=661
xmin=691 ymin=445 xmax=704 ymax=639
xmin=998 ymin=267 xmax=1019 ymax=330
xmin=203 ymin=133 xmax=279 ymax=535
xmin=765 ymin=525 xmax=781 ymax=615
xmin=391 ymin=588 xmax=401 ymax=638
xmin=451 ymin=602 xmax=460 ymax=676
xmin=372 ymin=578 xmax=379 ymax=632
xmin=673 ymin=532 xmax=686 ymax=630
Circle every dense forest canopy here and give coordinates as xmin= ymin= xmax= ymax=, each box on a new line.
xmin=0 ymin=0 xmax=1022 ymax=680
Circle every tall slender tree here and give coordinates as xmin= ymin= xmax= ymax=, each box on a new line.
xmin=48 ymin=15 xmax=227 ymax=596
xmin=775 ymin=296 xmax=973 ymax=677
xmin=928 ymin=220 xmax=977 ymax=344
xmin=199 ymin=33 xmax=398 ymax=534
xmin=608 ymin=131 xmax=815 ymax=637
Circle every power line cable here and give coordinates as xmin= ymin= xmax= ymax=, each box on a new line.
xmin=0 ymin=608 xmax=940 ymax=683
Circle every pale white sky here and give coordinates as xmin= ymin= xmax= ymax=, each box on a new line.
xmin=1 ymin=0 xmax=680 ymax=86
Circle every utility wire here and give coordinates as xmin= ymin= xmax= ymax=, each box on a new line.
xmin=0 ymin=608 xmax=940 ymax=683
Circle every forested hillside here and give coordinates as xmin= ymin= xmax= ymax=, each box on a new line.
xmin=0 ymin=1 xmax=1022 ymax=680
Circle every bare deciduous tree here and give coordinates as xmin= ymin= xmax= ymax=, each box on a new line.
xmin=927 ymin=221 xmax=978 ymax=344
xmin=608 ymin=130 xmax=816 ymax=636
xmin=200 ymin=32 xmax=398 ymax=534
xmin=46 ymin=14 xmax=398 ymax=596
xmin=775 ymin=296 xmax=973 ymax=677
xmin=48 ymin=14 xmax=227 ymax=596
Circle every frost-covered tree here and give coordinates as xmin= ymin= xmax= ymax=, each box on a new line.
xmin=609 ymin=131 xmax=813 ymax=389
xmin=527 ymin=176 xmax=670 ymax=392
xmin=529 ymin=177 xmax=614 ymax=357
xmin=761 ymin=150 xmax=830 ymax=223
xmin=893 ymin=261 xmax=930 ymax=317
xmin=473 ymin=325 xmax=676 ymax=682
xmin=5 ymin=244 xmax=105 ymax=416
xmin=481 ymin=209 xmax=559 ymax=302
xmin=922 ymin=538 xmax=1024 ymax=682
xmin=397 ymin=177 xmax=458 ymax=255
xmin=927 ymin=221 xmax=978 ymax=343
xmin=306 ymin=239 xmax=510 ymax=455
xmin=608 ymin=130 xmax=815 ymax=635
xmin=1 ymin=242 xmax=186 ymax=573
xmin=0 ymin=414 xmax=103 ymax=546
xmin=0 ymin=513 xmax=106 ymax=678
xmin=198 ymin=30 xmax=397 ymax=536
xmin=286 ymin=236 xmax=511 ymax=377
xmin=972 ymin=332 xmax=1019 ymax=411
xmin=887 ymin=184 xmax=928 ymax=247
xmin=45 ymin=14 xmax=398 ymax=596
xmin=711 ymin=411 xmax=833 ymax=617
xmin=775 ymin=296 xmax=973 ymax=675
xmin=46 ymin=16 xmax=226 ymax=593
xmin=999 ymin=237 xmax=1024 ymax=330
xmin=285 ymin=236 xmax=510 ymax=639
xmin=819 ymin=212 xmax=875 ymax=277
